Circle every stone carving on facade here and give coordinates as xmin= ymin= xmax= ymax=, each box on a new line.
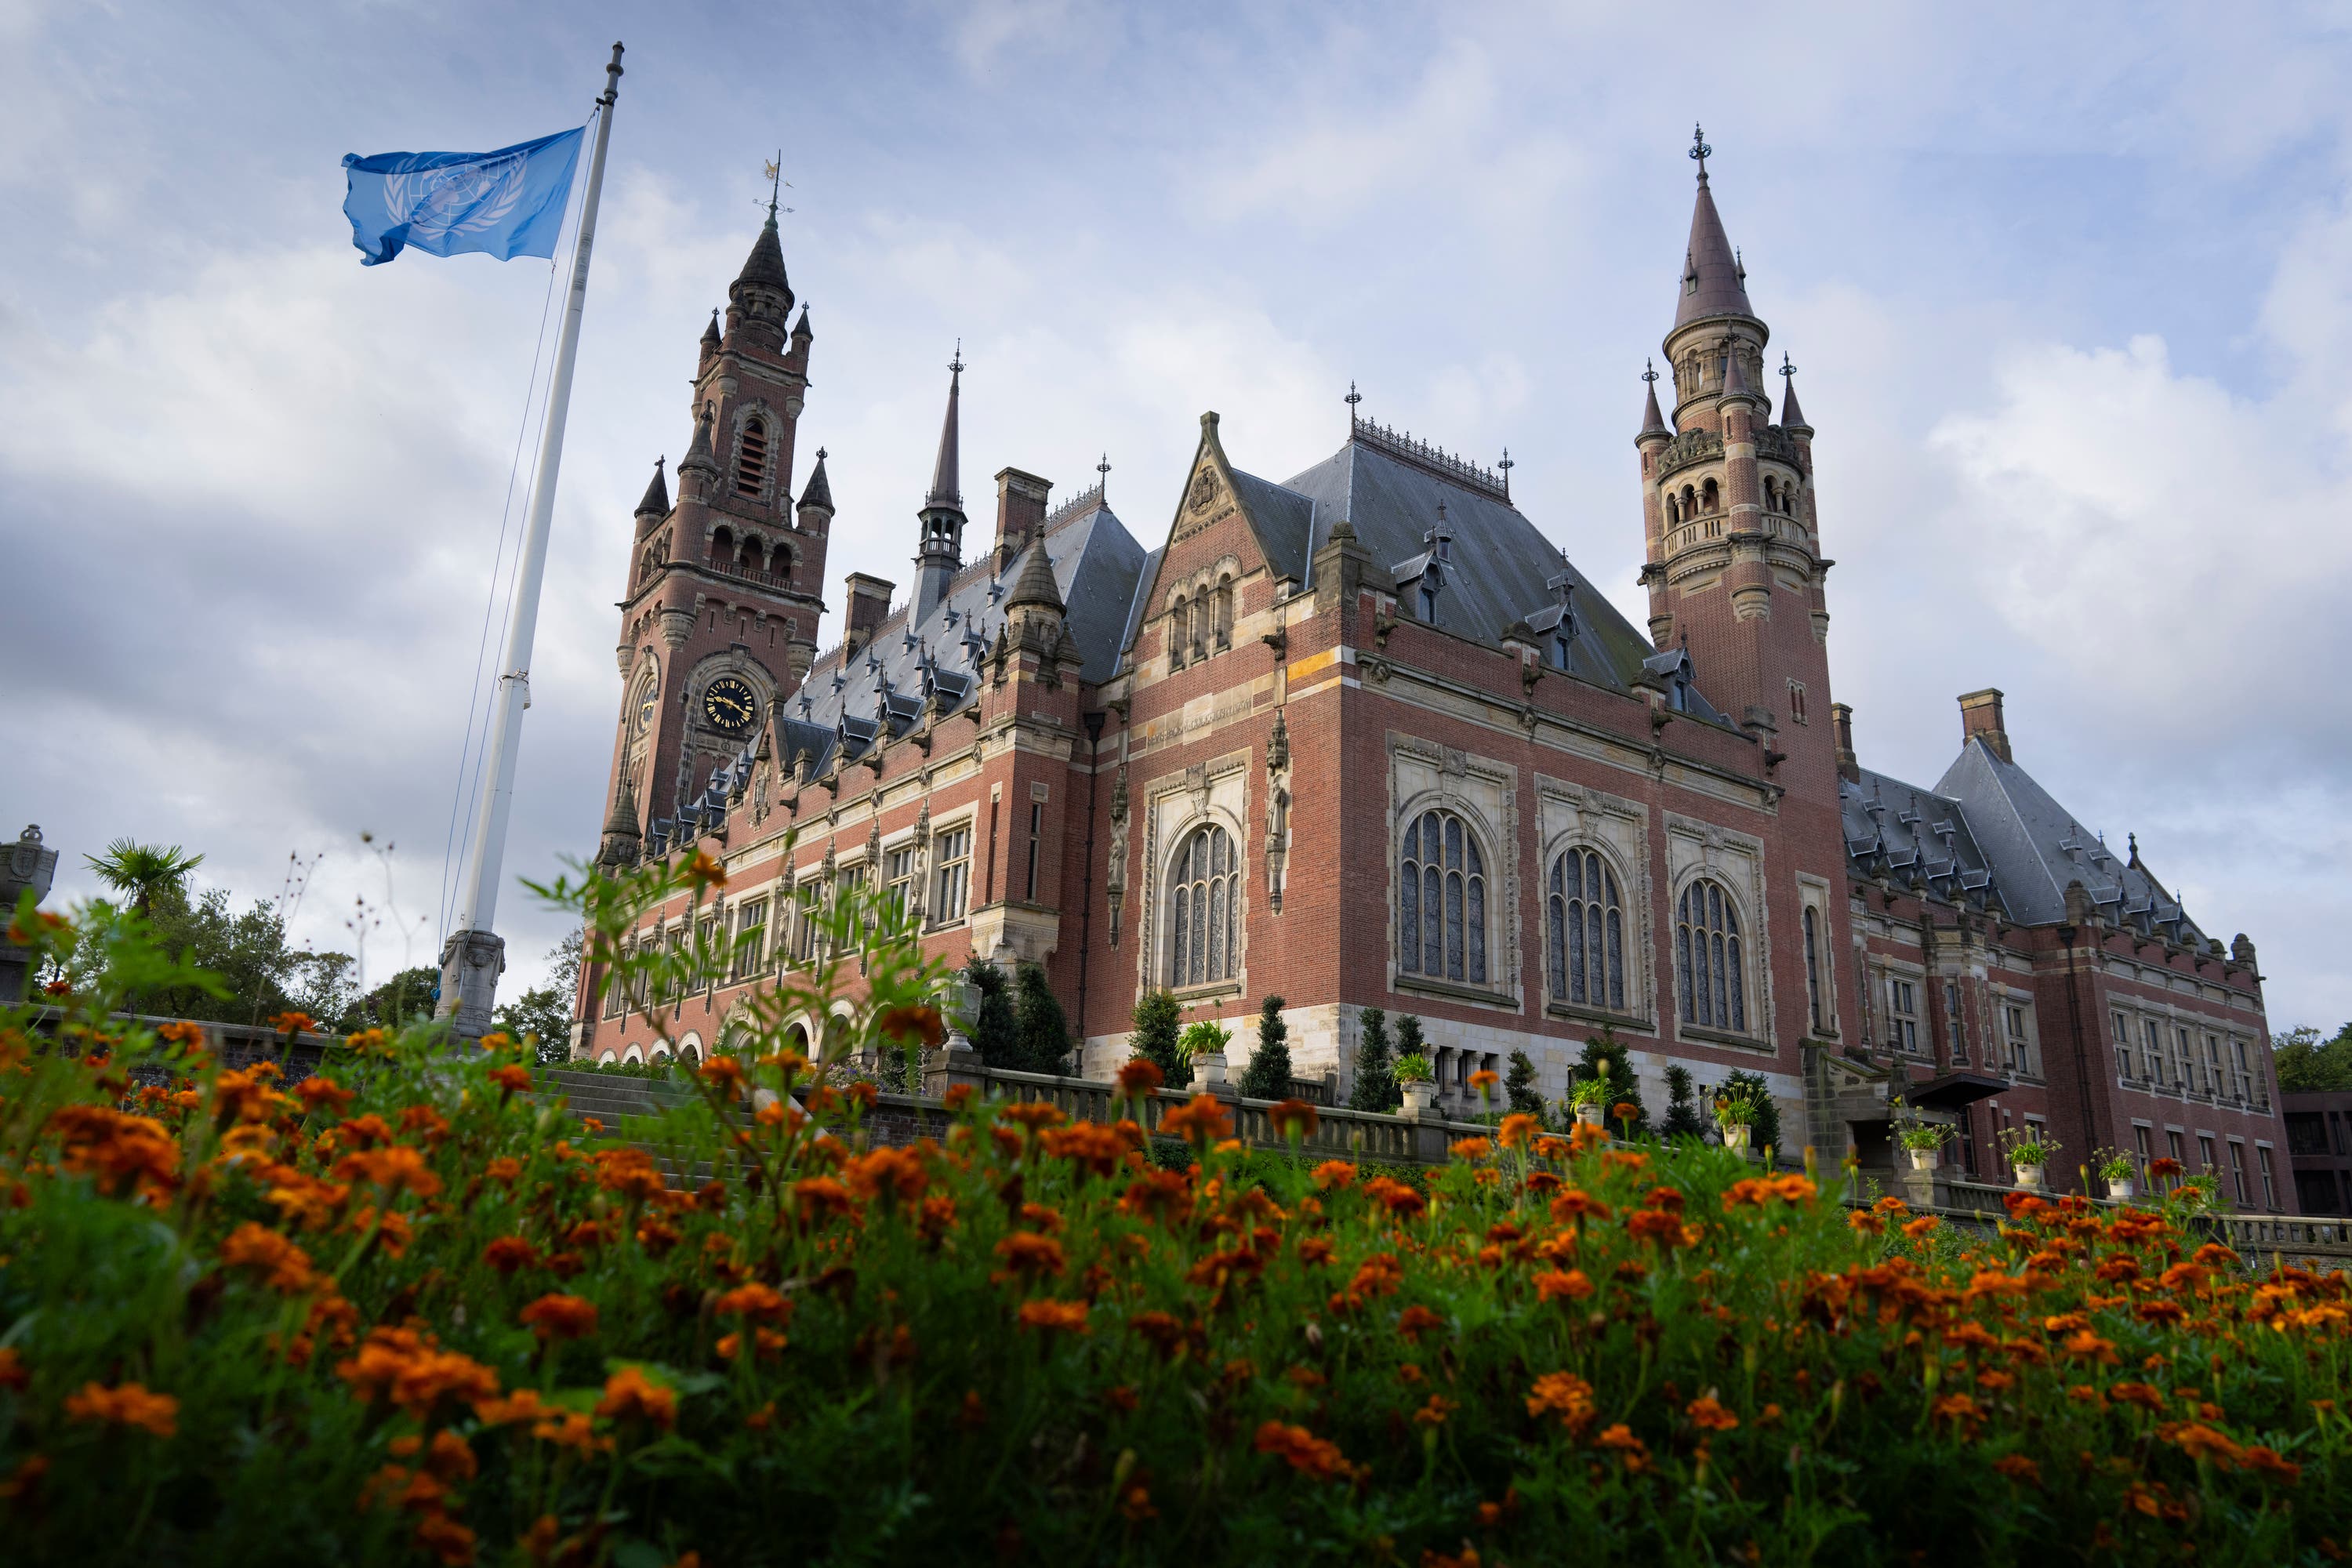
xmin=1264 ymin=710 xmax=1291 ymax=915
xmin=1105 ymin=764 xmax=1131 ymax=946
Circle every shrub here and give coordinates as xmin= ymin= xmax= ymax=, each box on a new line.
xmin=1014 ymin=960 xmax=1073 ymax=1075
xmin=1718 ymin=1066 xmax=1781 ymax=1157
xmin=5 ymin=873 xmax=2350 ymax=1564
xmin=1660 ymin=1063 xmax=1706 ymax=1140
xmin=964 ymin=957 xmax=1018 ymax=1068
xmin=1575 ymin=1028 xmax=1647 ymax=1136
xmin=1347 ymin=1007 xmax=1397 ymax=1113
xmin=1236 ymin=996 xmax=1292 ymax=1100
xmin=1128 ymin=989 xmax=1184 ymax=1082
xmin=1504 ymin=1048 xmax=1547 ymax=1123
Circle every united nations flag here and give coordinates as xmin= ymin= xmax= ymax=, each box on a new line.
xmin=341 ymin=126 xmax=586 ymax=266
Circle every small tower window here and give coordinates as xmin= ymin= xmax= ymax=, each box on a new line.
xmin=1168 ymin=594 xmax=1188 ymax=670
xmin=735 ymin=417 xmax=768 ymax=498
xmin=1700 ymin=477 xmax=1719 ymax=514
xmin=710 ymin=525 xmax=735 ymax=565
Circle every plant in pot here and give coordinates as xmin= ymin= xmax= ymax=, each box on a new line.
xmin=1178 ymin=1018 xmax=1231 ymax=1086
xmin=1569 ymin=1076 xmax=1612 ymax=1127
xmin=1997 ymin=1124 xmax=2063 ymax=1191
xmin=1393 ymin=1051 xmax=1437 ymax=1112
xmin=1893 ymin=1109 xmax=1952 ymax=1173
xmin=1712 ymin=1087 xmax=1761 ymax=1152
xmin=2092 ymin=1149 xmax=2138 ymax=1203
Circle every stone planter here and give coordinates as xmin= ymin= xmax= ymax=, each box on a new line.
xmin=1907 ymin=1146 xmax=1938 ymax=1173
xmin=1188 ymin=1051 xmax=1227 ymax=1092
xmin=1721 ymin=1123 xmax=1751 ymax=1152
xmin=1400 ymin=1079 xmax=1438 ymax=1113
xmin=2013 ymin=1163 xmax=2044 ymax=1192
xmin=2107 ymin=1178 xmax=2136 ymax=1203
xmin=1574 ymin=1102 xmax=1603 ymax=1127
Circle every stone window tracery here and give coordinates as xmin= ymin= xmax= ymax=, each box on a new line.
xmin=1675 ymin=878 xmax=1747 ymax=1033
xmin=1399 ymin=808 xmax=1488 ymax=985
xmin=1548 ymin=846 xmax=1624 ymax=1011
xmin=1166 ymin=823 xmax=1238 ymax=988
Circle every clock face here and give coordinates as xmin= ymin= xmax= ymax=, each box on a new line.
xmin=636 ymin=692 xmax=656 ymax=732
xmin=702 ymin=677 xmax=758 ymax=735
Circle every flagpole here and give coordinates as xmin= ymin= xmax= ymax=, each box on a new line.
xmin=438 ymin=41 xmax=624 ymax=1043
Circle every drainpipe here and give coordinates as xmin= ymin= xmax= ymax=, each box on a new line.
xmin=1076 ymin=710 xmax=1107 ymax=1051
xmin=2061 ymin=924 xmax=2100 ymax=1191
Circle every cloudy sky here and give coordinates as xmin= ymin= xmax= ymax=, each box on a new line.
xmin=4 ymin=1 xmax=2348 ymax=1029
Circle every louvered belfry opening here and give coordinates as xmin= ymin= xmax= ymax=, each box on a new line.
xmin=735 ymin=418 xmax=768 ymax=498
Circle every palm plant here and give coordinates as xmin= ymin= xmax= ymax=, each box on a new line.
xmin=83 ymin=840 xmax=205 ymax=918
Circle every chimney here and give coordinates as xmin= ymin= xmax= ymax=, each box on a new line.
xmin=1958 ymin=688 xmax=2011 ymax=763
xmin=844 ymin=572 xmax=895 ymax=657
xmin=1831 ymin=702 xmax=1860 ymax=783
xmin=993 ymin=467 xmax=1052 ymax=570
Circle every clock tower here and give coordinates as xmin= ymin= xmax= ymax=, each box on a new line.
xmin=597 ymin=201 xmax=832 ymax=867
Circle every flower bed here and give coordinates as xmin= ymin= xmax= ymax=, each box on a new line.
xmin=2 ymin=877 xmax=2349 ymax=1563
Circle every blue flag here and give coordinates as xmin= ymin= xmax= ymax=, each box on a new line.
xmin=341 ymin=127 xmax=585 ymax=267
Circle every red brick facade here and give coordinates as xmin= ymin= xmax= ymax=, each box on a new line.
xmin=569 ymin=158 xmax=2286 ymax=1210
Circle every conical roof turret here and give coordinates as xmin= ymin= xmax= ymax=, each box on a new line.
xmin=1006 ymin=539 xmax=1063 ymax=612
xmin=634 ymin=456 xmax=670 ymax=517
xmin=799 ymin=447 xmax=834 ymax=514
xmin=925 ymin=350 xmax=964 ymax=510
xmin=1777 ymin=355 xmax=1810 ymax=431
xmin=1673 ymin=128 xmax=1755 ymax=331
xmin=1639 ymin=361 xmax=1670 ymax=439
xmin=1719 ymin=339 xmax=1761 ymax=404
xmin=730 ymin=210 xmax=793 ymax=309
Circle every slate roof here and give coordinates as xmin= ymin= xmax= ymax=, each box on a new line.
xmin=1841 ymin=737 xmax=2209 ymax=942
xmin=1675 ymin=173 xmax=1753 ymax=330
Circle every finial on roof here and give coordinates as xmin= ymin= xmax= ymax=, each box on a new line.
xmin=1497 ymin=447 xmax=1514 ymax=500
xmin=1639 ymin=358 xmax=1670 ymax=438
xmin=1690 ymin=122 xmax=1711 ymax=184
xmin=2127 ymin=831 xmax=2140 ymax=865
xmin=1098 ymin=452 xmax=1111 ymax=497
xmin=635 ymin=456 xmax=670 ymax=517
xmin=1345 ymin=381 xmax=1362 ymax=427
xmin=1777 ymin=351 xmax=1810 ymax=430
xmin=799 ymin=448 xmax=833 ymax=514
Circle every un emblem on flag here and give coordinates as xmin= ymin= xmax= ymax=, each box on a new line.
xmin=385 ymin=151 xmax=530 ymax=245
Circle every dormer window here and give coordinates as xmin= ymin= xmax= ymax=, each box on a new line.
xmin=735 ymin=416 xmax=768 ymax=498
xmin=1418 ymin=575 xmax=1440 ymax=622
xmin=1549 ymin=633 xmax=1572 ymax=671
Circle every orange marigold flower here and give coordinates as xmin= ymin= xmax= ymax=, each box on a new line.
xmin=336 ymin=1328 xmax=501 ymax=1417
xmin=1550 ymin=1189 xmax=1612 ymax=1225
xmin=1595 ymin=1424 xmax=1650 ymax=1468
xmin=1686 ymin=1396 xmax=1739 ymax=1432
xmin=1450 ymin=1137 xmax=1494 ymax=1162
xmin=2147 ymin=1156 xmax=2185 ymax=1180
xmin=681 ymin=851 xmax=727 ymax=892
xmin=333 ymin=1144 xmax=442 ymax=1199
xmin=878 ymin=1004 xmax=946 ymax=1048
xmin=1397 ymin=1305 xmax=1447 ymax=1343
xmin=1993 ymin=1454 xmax=2042 ymax=1488
xmin=595 ymin=1366 xmax=677 ymax=1428
xmin=1526 ymin=1371 xmax=1597 ymax=1432
xmin=518 ymin=1293 xmax=600 ymax=1341
xmin=1312 ymin=1160 xmax=1358 ymax=1189
xmin=1414 ymin=1393 xmax=1460 ymax=1426
xmin=1001 ymin=1101 xmax=1069 ymax=1133
xmin=793 ymin=1176 xmax=856 ymax=1223
xmin=219 ymin=1221 xmax=317 ymax=1294
xmin=993 ymin=1231 xmax=1068 ymax=1278
xmin=267 ymin=1011 xmax=317 ymax=1036
xmin=482 ymin=1236 xmax=540 ymax=1274
xmin=1157 ymin=1094 xmax=1230 ymax=1146
xmin=1363 ymin=1176 xmax=1427 ymax=1218
xmin=1930 ymin=1393 xmax=1986 ymax=1433
xmin=1269 ymin=1098 xmax=1319 ymax=1139
xmin=1018 ymin=1299 xmax=1093 ymax=1334
xmin=2064 ymin=1330 xmax=2120 ymax=1365
xmin=296 ymin=1076 xmax=358 ymax=1114
xmin=1253 ymin=1420 xmax=1357 ymax=1482
xmin=699 ymin=1054 xmax=746 ymax=1095
xmin=1116 ymin=1058 xmax=1165 ymax=1096
xmin=1610 ymin=1101 xmax=1640 ymax=1125
xmin=1627 ymin=1209 xmax=1691 ymax=1248
xmin=2165 ymin=1422 xmax=2245 ymax=1468
xmin=1848 ymin=1211 xmax=1886 ymax=1236
xmin=942 ymin=1083 xmax=978 ymax=1113
xmin=1497 ymin=1112 xmax=1539 ymax=1150
xmin=1037 ymin=1122 xmax=1134 ymax=1179
xmin=486 ymin=1064 xmax=532 ymax=1094
xmin=1901 ymin=1216 xmax=1940 ymax=1240
xmin=1119 ymin=1482 xmax=1157 ymax=1522
xmin=1535 ymin=1269 xmax=1594 ymax=1304
xmin=63 ymin=1381 xmax=178 ymax=1437
xmin=2243 ymin=1445 xmax=2302 ymax=1484
xmin=2109 ymin=1381 xmax=2165 ymax=1411
xmin=593 ymin=1147 xmax=667 ymax=1203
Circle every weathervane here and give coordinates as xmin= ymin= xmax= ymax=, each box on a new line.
xmin=1098 ymin=452 xmax=1111 ymax=495
xmin=1779 ymin=351 xmax=1796 ymax=381
xmin=759 ymin=152 xmax=794 ymax=219
xmin=1690 ymin=123 xmax=1711 ymax=181
xmin=1345 ymin=380 xmax=1362 ymax=426
xmin=949 ymin=338 xmax=964 ymax=376
xmin=1642 ymin=358 xmax=1660 ymax=386
xmin=1497 ymin=447 xmax=1514 ymax=499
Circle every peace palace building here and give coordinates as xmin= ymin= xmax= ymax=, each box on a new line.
xmin=570 ymin=148 xmax=2292 ymax=1210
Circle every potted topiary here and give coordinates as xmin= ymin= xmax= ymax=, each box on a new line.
xmin=2093 ymin=1149 xmax=2137 ymax=1203
xmin=1568 ymin=1076 xmax=1610 ymax=1127
xmin=1713 ymin=1087 xmax=1760 ymax=1152
xmin=1393 ymin=1051 xmax=1436 ymax=1112
xmin=1891 ymin=1098 xmax=1951 ymax=1172
xmin=1179 ymin=1018 xmax=1231 ymax=1089
xmin=1998 ymin=1125 xmax=2062 ymax=1192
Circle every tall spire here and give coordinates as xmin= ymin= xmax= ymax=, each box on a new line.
xmin=1675 ymin=125 xmax=1754 ymax=330
xmin=926 ymin=344 xmax=964 ymax=510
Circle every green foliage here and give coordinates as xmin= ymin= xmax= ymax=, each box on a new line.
xmin=1128 ymin=989 xmax=1184 ymax=1081
xmin=1392 ymin=1051 xmax=1432 ymax=1084
xmin=1661 ymin=1063 xmax=1706 ymax=1140
xmin=81 ymin=838 xmax=204 ymax=916
xmin=964 ymin=957 xmax=1018 ymax=1069
xmin=491 ymin=927 xmax=584 ymax=1066
xmin=1347 ymin=1007 xmax=1398 ymax=1113
xmin=1575 ymin=1027 xmax=1647 ymax=1135
xmin=1236 ymin=995 xmax=1293 ymax=1099
xmin=1178 ymin=1018 xmax=1231 ymax=1065
xmin=1504 ymin=1048 xmax=1546 ymax=1122
xmin=47 ymin=879 xmax=354 ymax=1028
xmin=1014 ymin=960 xmax=1074 ymax=1075
xmin=1718 ymin=1067 xmax=1782 ymax=1157
xmin=5 ymin=881 xmax=2350 ymax=1563
xmin=2275 ymin=1022 xmax=2352 ymax=1091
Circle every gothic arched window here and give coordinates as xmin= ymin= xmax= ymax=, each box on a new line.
xmin=1701 ymin=477 xmax=1719 ymax=514
xmin=1675 ymin=879 xmax=1747 ymax=1033
xmin=710 ymin=524 xmax=734 ymax=566
xmin=1398 ymin=809 xmax=1487 ymax=985
xmin=1214 ymin=575 xmax=1234 ymax=650
xmin=735 ymin=416 xmax=768 ymax=498
xmin=1168 ymin=594 xmax=1189 ymax=670
xmin=1166 ymin=823 xmax=1238 ymax=988
xmin=1803 ymin=905 xmax=1824 ymax=1033
xmin=1548 ymin=847 xmax=1624 ymax=1011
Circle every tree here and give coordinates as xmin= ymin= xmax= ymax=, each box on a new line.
xmin=1661 ymin=1063 xmax=1707 ymax=1140
xmin=1575 ymin=1028 xmax=1649 ymax=1136
xmin=1013 ymin=961 xmax=1073 ymax=1075
xmin=53 ymin=879 xmax=352 ymax=1027
xmin=1237 ymin=995 xmax=1293 ymax=1099
xmin=358 ymin=966 xmax=441 ymax=1029
xmin=1129 ymin=989 xmax=1184 ymax=1081
xmin=1348 ymin=1007 xmax=1398 ymax=1113
xmin=492 ymin=927 xmax=584 ymax=1065
xmin=1504 ymin=1049 xmax=1547 ymax=1122
xmin=964 ymin=960 xmax=1018 ymax=1069
xmin=83 ymin=840 xmax=204 ymax=919
xmin=1394 ymin=1014 xmax=1427 ymax=1065
xmin=2275 ymin=1024 xmax=2352 ymax=1093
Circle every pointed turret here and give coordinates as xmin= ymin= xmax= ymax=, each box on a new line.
xmin=1675 ymin=128 xmax=1755 ymax=330
xmin=1718 ymin=336 xmax=1762 ymax=406
xmin=799 ymin=447 xmax=833 ymax=515
xmin=913 ymin=352 xmax=968 ymax=624
xmin=634 ymin=456 xmax=670 ymax=520
xmin=724 ymin=208 xmax=795 ymax=351
xmin=1639 ymin=360 xmax=1670 ymax=440
xmin=1007 ymin=539 xmax=1063 ymax=613
xmin=792 ymin=304 xmax=813 ymax=343
xmin=732 ymin=211 xmax=793 ymax=302
xmin=677 ymin=405 xmax=720 ymax=503
xmin=927 ymin=350 xmax=964 ymax=509
xmin=1777 ymin=354 xmax=1811 ymax=432
xmin=596 ymin=781 xmax=642 ymax=869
